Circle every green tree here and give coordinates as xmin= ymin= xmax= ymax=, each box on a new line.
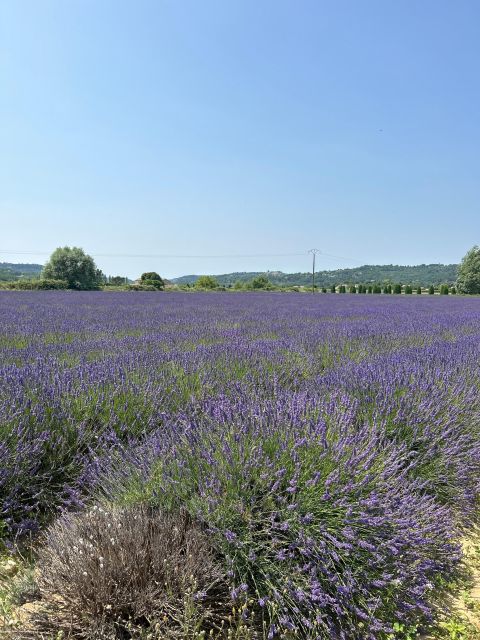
xmin=393 ymin=284 xmax=402 ymax=294
xmin=196 ymin=275 xmax=218 ymax=289
xmin=110 ymin=276 xmax=127 ymax=286
xmin=457 ymin=246 xmax=480 ymax=294
xmin=349 ymin=285 xmax=356 ymax=294
xmin=140 ymin=272 xmax=164 ymax=290
xmin=405 ymin=285 xmax=412 ymax=294
xmin=339 ymin=284 xmax=346 ymax=293
xmin=451 ymin=286 xmax=456 ymax=295
xmin=373 ymin=285 xmax=382 ymax=294
xmin=439 ymin=284 xmax=449 ymax=295
xmin=416 ymin=286 xmax=422 ymax=295
xmin=42 ymin=247 xmax=103 ymax=290
xmin=428 ymin=285 xmax=435 ymax=295
xmin=250 ymin=275 xmax=272 ymax=290
xmin=330 ymin=284 xmax=336 ymax=293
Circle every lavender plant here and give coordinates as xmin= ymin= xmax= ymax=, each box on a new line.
xmin=96 ymin=391 xmax=462 ymax=638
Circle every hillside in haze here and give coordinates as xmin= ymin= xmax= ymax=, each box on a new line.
xmin=172 ymin=264 xmax=459 ymax=287
xmin=1 ymin=262 xmax=459 ymax=287
xmin=0 ymin=262 xmax=42 ymax=281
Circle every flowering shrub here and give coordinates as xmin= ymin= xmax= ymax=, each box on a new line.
xmin=97 ymin=391 xmax=462 ymax=638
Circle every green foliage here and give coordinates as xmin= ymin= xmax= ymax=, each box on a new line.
xmin=438 ymin=618 xmax=473 ymax=639
xmin=429 ymin=285 xmax=435 ymax=295
xmin=0 ymin=556 xmax=37 ymax=628
xmin=373 ymin=285 xmax=382 ymax=294
xmin=249 ymin=275 xmax=273 ymax=290
xmin=393 ymin=284 xmax=402 ymax=294
xmin=195 ymin=275 xmax=219 ymax=289
xmin=0 ymin=263 xmax=42 ymax=281
xmin=173 ymin=263 xmax=459 ymax=288
xmin=451 ymin=286 xmax=457 ymax=295
xmin=417 ymin=286 xmax=422 ymax=295
xmin=140 ymin=272 xmax=165 ymax=290
xmin=109 ymin=276 xmax=128 ymax=286
xmin=349 ymin=284 xmax=357 ymax=293
xmin=0 ymin=279 xmax=68 ymax=290
xmin=141 ymin=271 xmax=162 ymax=282
xmin=42 ymin=247 xmax=103 ymax=290
xmin=127 ymin=284 xmax=158 ymax=291
xmin=457 ymin=246 xmax=480 ymax=294
xmin=387 ymin=622 xmax=419 ymax=639
xmin=383 ymin=285 xmax=392 ymax=294
xmin=339 ymin=285 xmax=346 ymax=293
xmin=330 ymin=284 xmax=336 ymax=293
xmin=440 ymin=284 xmax=450 ymax=295
xmin=405 ymin=285 xmax=413 ymax=294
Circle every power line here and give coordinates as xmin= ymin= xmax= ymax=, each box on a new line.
xmin=0 ymin=249 xmax=307 ymax=259
xmin=0 ymin=248 xmax=369 ymax=264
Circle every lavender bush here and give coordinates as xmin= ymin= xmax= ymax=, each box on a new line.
xmin=1 ymin=291 xmax=480 ymax=637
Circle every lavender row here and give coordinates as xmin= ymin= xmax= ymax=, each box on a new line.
xmin=1 ymin=291 xmax=480 ymax=636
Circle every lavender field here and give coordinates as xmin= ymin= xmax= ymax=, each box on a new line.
xmin=2 ymin=291 xmax=480 ymax=639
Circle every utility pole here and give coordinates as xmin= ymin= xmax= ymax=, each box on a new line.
xmin=308 ymin=249 xmax=320 ymax=293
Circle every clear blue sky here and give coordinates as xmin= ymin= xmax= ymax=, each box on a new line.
xmin=1 ymin=0 xmax=479 ymax=279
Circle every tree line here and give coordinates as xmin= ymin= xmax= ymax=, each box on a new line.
xmin=1 ymin=245 xmax=479 ymax=294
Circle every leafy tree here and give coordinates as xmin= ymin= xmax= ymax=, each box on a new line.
xmin=110 ymin=276 xmax=127 ymax=286
xmin=42 ymin=247 xmax=103 ymax=290
xmin=428 ymin=285 xmax=435 ymax=295
xmin=140 ymin=272 xmax=164 ymax=290
xmin=233 ymin=280 xmax=244 ymax=290
xmin=196 ymin=275 xmax=218 ymax=289
xmin=451 ymin=286 xmax=456 ymax=295
xmin=373 ymin=285 xmax=382 ymax=294
xmin=250 ymin=275 xmax=272 ymax=290
xmin=339 ymin=285 xmax=346 ymax=293
xmin=321 ymin=287 xmax=327 ymax=293
xmin=416 ymin=286 xmax=422 ymax=295
xmin=439 ymin=284 xmax=450 ymax=295
xmin=457 ymin=246 xmax=480 ymax=294
xmin=383 ymin=284 xmax=392 ymax=294
xmin=393 ymin=284 xmax=402 ymax=294
xmin=405 ymin=285 xmax=412 ymax=294
xmin=141 ymin=271 xmax=161 ymax=282
xmin=330 ymin=284 xmax=336 ymax=293
xmin=349 ymin=285 xmax=356 ymax=294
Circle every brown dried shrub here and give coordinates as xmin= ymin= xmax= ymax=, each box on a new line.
xmin=30 ymin=504 xmax=232 ymax=638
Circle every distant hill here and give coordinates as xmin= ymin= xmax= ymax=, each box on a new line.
xmin=1 ymin=262 xmax=459 ymax=287
xmin=172 ymin=264 xmax=459 ymax=287
xmin=0 ymin=262 xmax=43 ymax=281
